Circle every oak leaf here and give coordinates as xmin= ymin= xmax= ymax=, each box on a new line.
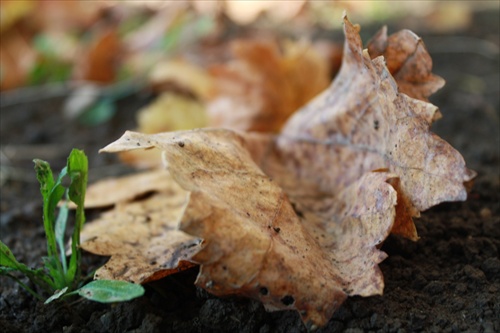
xmin=118 ymin=92 xmax=208 ymax=169
xmin=80 ymin=14 xmax=475 ymax=328
xmin=246 ymin=15 xmax=475 ymax=240
xmin=367 ymin=25 xmax=445 ymax=103
xmin=80 ymin=171 xmax=200 ymax=283
xmin=81 ymin=169 xmax=179 ymax=208
xmin=99 ymin=129 xmax=397 ymax=327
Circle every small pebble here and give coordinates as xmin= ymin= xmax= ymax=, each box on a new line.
xmin=479 ymin=207 xmax=492 ymax=219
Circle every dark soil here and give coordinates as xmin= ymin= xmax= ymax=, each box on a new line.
xmin=1 ymin=10 xmax=499 ymax=333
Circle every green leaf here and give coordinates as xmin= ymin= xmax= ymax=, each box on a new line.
xmin=0 ymin=241 xmax=25 ymax=270
xmin=1 ymin=241 xmax=55 ymax=292
xmin=79 ymin=98 xmax=116 ymax=126
xmin=76 ymin=280 xmax=145 ymax=303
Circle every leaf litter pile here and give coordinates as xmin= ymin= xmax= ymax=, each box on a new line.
xmin=79 ymin=15 xmax=474 ymax=329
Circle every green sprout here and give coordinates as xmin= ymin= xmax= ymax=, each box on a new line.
xmin=0 ymin=149 xmax=144 ymax=304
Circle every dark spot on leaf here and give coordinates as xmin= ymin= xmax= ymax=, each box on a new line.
xmin=273 ymin=227 xmax=281 ymax=233
xmin=150 ymin=260 xmax=157 ymax=265
xmin=281 ymin=295 xmax=295 ymax=306
xmin=178 ymin=141 xmax=185 ymax=148
xmin=291 ymin=202 xmax=304 ymax=218
xmin=374 ymin=120 xmax=379 ymax=130
xmin=136 ymin=142 xmax=141 ymax=146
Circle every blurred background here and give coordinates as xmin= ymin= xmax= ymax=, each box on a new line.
xmin=0 ymin=0 xmax=498 ymax=180
xmin=1 ymin=1 xmax=497 ymax=92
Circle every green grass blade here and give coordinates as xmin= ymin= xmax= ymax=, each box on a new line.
xmin=76 ymin=280 xmax=145 ymax=303
xmin=65 ymin=149 xmax=88 ymax=285
xmin=33 ymin=159 xmax=59 ymax=260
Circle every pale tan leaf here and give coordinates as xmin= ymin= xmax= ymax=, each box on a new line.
xmin=149 ymin=60 xmax=215 ymax=100
xmin=82 ymin=169 xmax=174 ymax=208
xmin=80 ymin=174 xmax=200 ymax=283
xmin=118 ymin=92 xmax=209 ymax=169
xmin=100 ymin=128 xmax=397 ymax=327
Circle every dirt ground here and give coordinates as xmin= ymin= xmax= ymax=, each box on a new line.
xmin=1 ymin=9 xmax=499 ymax=333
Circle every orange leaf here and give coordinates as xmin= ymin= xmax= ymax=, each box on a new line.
xmin=208 ymin=39 xmax=329 ymax=133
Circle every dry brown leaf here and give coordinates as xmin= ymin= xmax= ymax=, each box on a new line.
xmin=246 ymin=15 xmax=475 ymax=240
xmin=80 ymin=172 xmax=200 ymax=283
xmin=148 ymin=60 xmax=215 ymax=100
xmin=367 ymin=26 xmax=445 ymax=103
xmin=74 ymin=25 xmax=122 ymax=83
xmin=100 ymin=128 xmax=397 ymax=327
xmin=208 ymin=38 xmax=329 ymax=133
xmin=0 ymin=26 xmax=37 ymax=90
xmin=118 ymin=92 xmax=208 ymax=169
xmin=81 ymin=14 xmax=475 ymax=328
xmin=82 ymin=169 xmax=176 ymax=208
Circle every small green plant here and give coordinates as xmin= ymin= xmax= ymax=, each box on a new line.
xmin=0 ymin=149 xmax=144 ymax=304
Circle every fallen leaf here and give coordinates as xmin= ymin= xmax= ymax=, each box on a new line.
xmin=208 ymin=38 xmax=330 ymax=132
xmin=99 ymin=128 xmax=397 ymax=327
xmin=74 ymin=25 xmax=122 ymax=83
xmin=118 ymin=92 xmax=208 ymax=169
xmin=367 ymin=26 xmax=445 ymax=103
xmin=80 ymin=172 xmax=200 ymax=283
xmin=246 ymin=15 xmax=475 ymax=240
xmin=81 ymin=169 xmax=178 ymax=208
xmin=81 ymin=14 xmax=475 ymax=328
xmin=148 ymin=59 xmax=215 ymax=100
